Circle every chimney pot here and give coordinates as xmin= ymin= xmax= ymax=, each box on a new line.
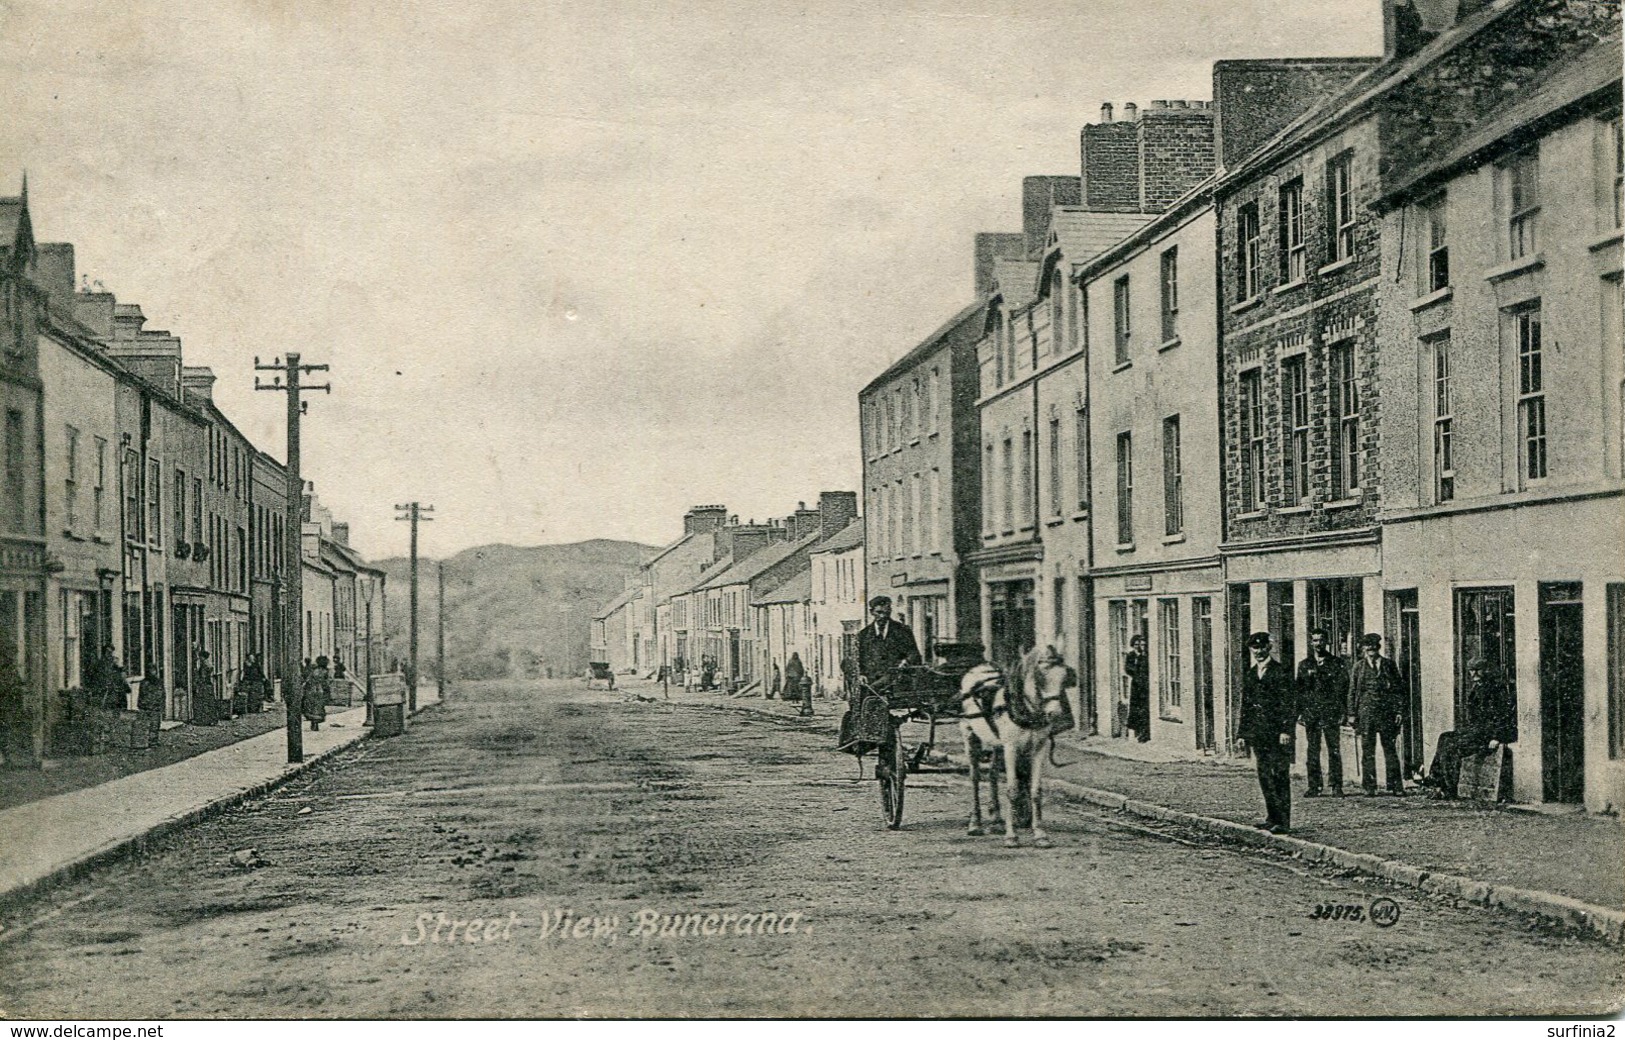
xmin=1100 ymin=101 xmax=1113 ymax=122
xmin=1123 ymin=101 xmax=1138 ymax=121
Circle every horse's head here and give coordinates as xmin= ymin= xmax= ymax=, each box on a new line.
xmin=1019 ymin=644 xmax=1071 ymax=719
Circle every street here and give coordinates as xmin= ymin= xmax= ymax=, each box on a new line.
xmin=1 ymin=678 xmax=1619 ymax=1019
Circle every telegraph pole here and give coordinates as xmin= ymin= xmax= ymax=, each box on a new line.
xmin=394 ymin=502 xmax=433 ymax=711
xmin=437 ymin=561 xmax=446 ymax=702
xmin=255 ymin=353 xmax=330 ymax=764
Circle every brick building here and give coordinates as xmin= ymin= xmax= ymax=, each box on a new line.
xmin=1213 ymin=52 xmax=1390 ymax=765
xmin=1369 ymin=0 xmax=1622 ymax=808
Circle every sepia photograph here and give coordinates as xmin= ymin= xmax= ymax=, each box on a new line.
xmin=0 ymin=0 xmax=1622 ymax=1023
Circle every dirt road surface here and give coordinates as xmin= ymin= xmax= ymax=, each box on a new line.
xmin=1 ymin=679 xmax=1618 ymax=1018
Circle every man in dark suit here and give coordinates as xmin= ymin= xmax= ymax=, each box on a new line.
xmin=1349 ymin=632 xmax=1406 ymax=796
xmin=1296 ymin=627 xmax=1348 ymax=797
xmin=856 ymin=595 xmax=921 ymax=694
xmin=1240 ymin=631 xmax=1296 ymax=834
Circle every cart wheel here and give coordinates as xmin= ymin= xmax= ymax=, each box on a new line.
xmin=878 ymin=728 xmax=907 ymax=830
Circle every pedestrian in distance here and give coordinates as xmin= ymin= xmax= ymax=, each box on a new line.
xmin=1124 ymin=633 xmax=1151 ymax=743
xmin=1296 ymin=628 xmax=1348 ymax=797
xmin=196 ymin=650 xmax=218 ymax=720
xmin=305 ymin=656 xmax=331 ymax=732
xmin=785 ymin=652 xmax=810 ymax=716
xmin=1239 ymin=631 xmax=1296 ymax=834
xmin=770 ymin=663 xmax=781 ymax=700
xmin=1349 ymin=633 xmax=1407 ymax=796
xmin=92 ymin=643 xmax=131 ymax=712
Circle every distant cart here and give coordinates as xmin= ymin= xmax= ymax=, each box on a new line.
xmin=586 ymin=662 xmax=616 ymax=689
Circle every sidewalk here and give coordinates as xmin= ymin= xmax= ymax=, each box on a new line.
xmin=662 ymin=680 xmax=1625 ymax=940
xmin=0 ymin=685 xmax=446 ymax=913
xmin=0 ymin=704 xmax=290 ymax=813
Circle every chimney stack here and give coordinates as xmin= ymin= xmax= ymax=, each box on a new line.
xmin=1100 ymin=101 xmax=1113 ymax=122
xmin=331 ymin=522 xmax=350 ymax=547
xmin=1122 ymin=101 xmax=1138 ymax=122
xmin=683 ymin=504 xmax=728 ymax=536
xmin=818 ymin=491 xmax=859 ymax=543
xmin=181 ymin=366 xmax=217 ymax=403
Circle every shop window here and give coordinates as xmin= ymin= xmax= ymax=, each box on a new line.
xmin=1159 ymin=598 xmax=1182 ymax=718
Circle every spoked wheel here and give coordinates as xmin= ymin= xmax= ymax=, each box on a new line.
xmin=878 ymin=725 xmax=907 ymax=830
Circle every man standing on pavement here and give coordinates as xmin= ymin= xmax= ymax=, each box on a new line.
xmin=1239 ymin=631 xmax=1295 ymax=834
xmin=1296 ymin=628 xmax=1347 ymax=797
xmin=856 ymin=596 xmax=920 ymax=695
xmin=1349 ymin=633 xmax=1407 ymax=796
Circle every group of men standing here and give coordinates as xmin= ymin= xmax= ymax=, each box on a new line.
xmin=1238 ymin=627 xmax=1515 ymax=834
xmin=1239 ymin=629 xmax=1411 ymax=834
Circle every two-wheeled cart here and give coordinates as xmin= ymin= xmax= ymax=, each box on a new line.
xmin=835 ymin=643 xmax=986 ymax=830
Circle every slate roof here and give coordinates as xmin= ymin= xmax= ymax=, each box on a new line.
xmin=809 ymin=519 xmax=863 ymax=555
xmin=591 ymin=585 xmax=641 ymax=621
xmin=861 ymin=300 xmax=986 ymax=394
xmin=753 ymin=568 xmax=811 ymax=607
xmin=1375 ymin=34 xmax=1622 ymax=208
xmin=1047 ymin=208 xmax=1155 ymax=268
xmin=1213 ymin=1 xmax=1528 ymax=194
xmin=990 ymin=259 xmax=1041 ymax=308
xmin=1072 ymin=179 xmax=1217 ymax=285
xmin=664 ymin=556 xmax=734 ymax=601
xmin=643 ymin=531 xmax=698 ymax=568
xmin=698 ymin=533 xmax=817 ymax=591
xmin=319 ymin=543 xmax=357 ymax=575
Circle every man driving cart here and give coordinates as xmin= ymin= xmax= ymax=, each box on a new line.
xmin=837 ymin=596 xmax=921 ymax=756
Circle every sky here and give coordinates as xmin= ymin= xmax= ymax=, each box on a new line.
xmin=0 ymin=0 xmax=1381 ymax=561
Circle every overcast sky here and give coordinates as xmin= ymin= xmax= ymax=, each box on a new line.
xmin=0 ymin=0 xmax=1381 ymax=560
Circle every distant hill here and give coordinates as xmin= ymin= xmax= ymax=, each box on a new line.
xmin=373 ymin=539 xmax=656 ymax=681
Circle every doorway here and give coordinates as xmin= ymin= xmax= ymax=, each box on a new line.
xmin=989 ymin=580 xmax=1036 ymax=675
xmin=1193 ymin=596 xmax=1217 ymax=752
xmin=1227 ymin=584 xmax=1251 ymax=754
xmin=1388 ymin=589 xmax=1423 ymax=777
xmin=1539 ymin=583 xmax=1584 ymax=804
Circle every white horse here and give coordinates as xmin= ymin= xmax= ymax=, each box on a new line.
xmin=957 ymin=645 xmax=1075 ymax=847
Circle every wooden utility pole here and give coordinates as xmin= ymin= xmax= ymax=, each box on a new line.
xmin=255 ymin=353 xmax=330 ymax=764
xmin=437 ymin=561 xmax=446 ymax=701
xmin=394 ymin=502 xmax=432 ymax=711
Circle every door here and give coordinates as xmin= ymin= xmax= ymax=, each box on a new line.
xmin=1389 ymin=590 xmax=1423 ymax=778
xmin=1227 ymin=584 xmax=1251 ymax=753
xmin=1076 ymin=577 xmax=1097 ymax=735
xmin=1539 ymin=583 xmax=1585 ymax=804
xmin=989 ymin=581 xmax=1036 ymax=674
xmin=1193 ymin=596 xmax=1216 ymax=752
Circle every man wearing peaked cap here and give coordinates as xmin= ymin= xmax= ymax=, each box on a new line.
xmin=1239 ymin=631 xmax=1296 ymax=834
